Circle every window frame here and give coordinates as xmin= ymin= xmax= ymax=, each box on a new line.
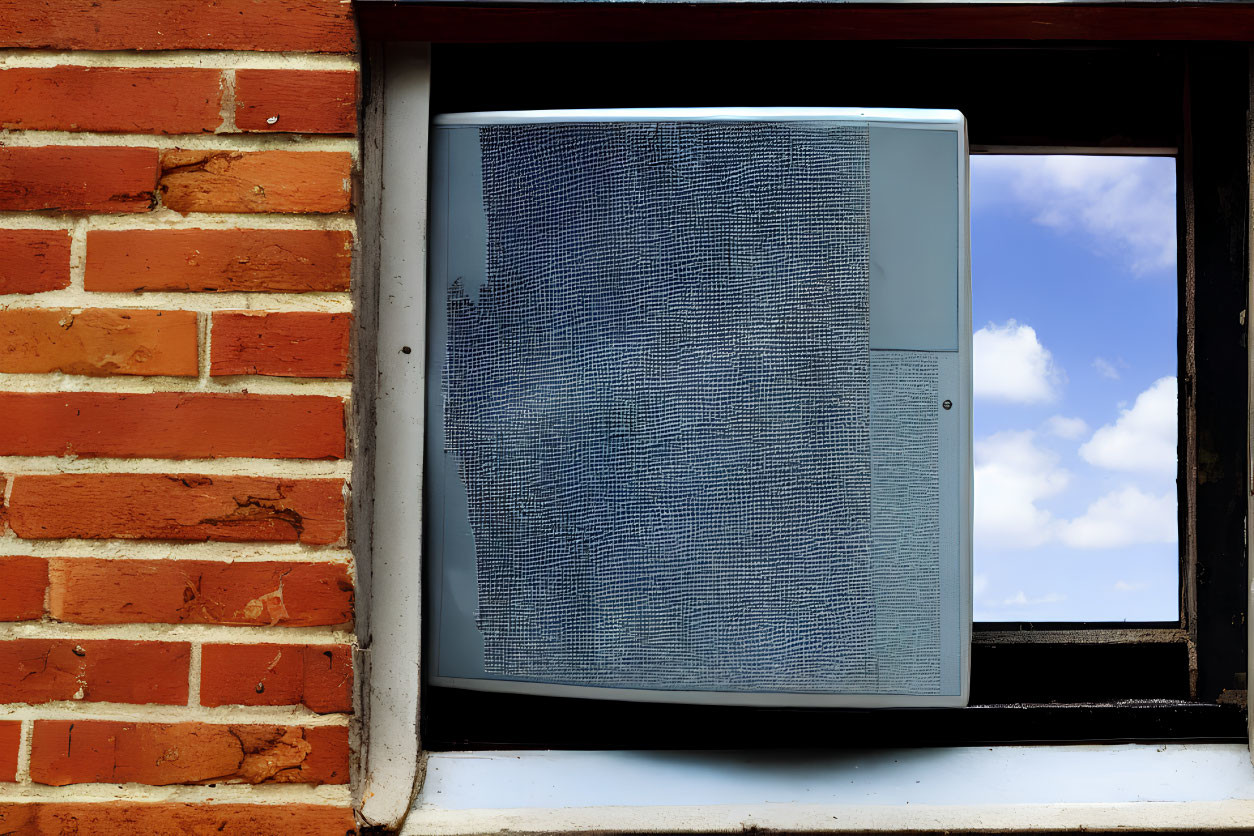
xmin=357 ymin=30 xmax=1251 ymax=828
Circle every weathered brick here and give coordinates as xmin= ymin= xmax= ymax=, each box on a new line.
xmin=0 ymin=803 xmax=358 ymax=835
xmin=85 ymin=228 xmax=352 ymax=293
xmin=211 ymin=311 xmax=351 ymax=378
xmin=0 ymin=147 xmax=157 ymax=212
xmin=0 ymin=229 xmax=71 ymax=294
xmin=30 ymin=721 xmax=349 ymax=786
xmin=48 ymin=558 xmax=353 ymax=627
xmin=296 ymin=726 xmax=349 ymax=785
xmin=0 ymin=0 xmax=355 ymax=52
xmin=0 ymin=308 xmax=198 ymax=376
xmin=0 ymin=722 xmax=18 ymax=782
xmin=0 ymin=67 xmax=221 ymax=134
xmin=201 ymin=644 xmax=352 ymax=713
xmin=0 ymin=640 xmax=188 ymax=705
xmin=0 ymin=393 xmax=346 ymax=459
xmin=0 ymin=556 xmax=48 ymax=621
xmin=159 ymin=150 xmax=351 ymax=214
xmin=234 ymin=70 xmax=357 ymax=134
xmin=7 ymin=475 xmax=345 ymax=544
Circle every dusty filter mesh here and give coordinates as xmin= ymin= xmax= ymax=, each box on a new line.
xmin=445 ymin=121 xmax=890 ymax=692
xmin=870 ymin=351 xmax=941 ymax=694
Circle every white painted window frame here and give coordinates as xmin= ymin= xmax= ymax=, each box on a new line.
xmin=359 ymin=42 xmax=1254 ymax=834
xmin=358 ymin=42 xmax=430 ymax=829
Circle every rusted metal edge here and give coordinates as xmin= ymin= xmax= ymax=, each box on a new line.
xmin=975 ymin=627 xmax=1190 ymax=645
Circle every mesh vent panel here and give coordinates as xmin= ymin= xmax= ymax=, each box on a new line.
xmin=871 ymin=351 xmax=941 ymax=694
xmin=445 ymin=121 xmax=880 ymax=691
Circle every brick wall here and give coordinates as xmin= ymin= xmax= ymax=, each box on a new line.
xmin=0 ymin=2 xmax=361 ymax=833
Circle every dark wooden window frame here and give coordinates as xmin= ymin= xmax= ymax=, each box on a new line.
xmin=361 ymin=16 xmax=1250 ymax=747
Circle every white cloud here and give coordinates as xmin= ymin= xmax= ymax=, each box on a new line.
xmin=1114 ymin=580 xmax=1148 ymax=592
xmin=973 ymin=320 xmax=1061 ymax=404
xmin=1001 ymin=591 xmax=1065 ymax=607
xmin=1093 ymin=357 xmax=1121 ymax=380
xmin=974 ymin=430 xmax=1069 ymax=549
xmin=1043 ymin=415 xmax=1088 ymax=440
xmin=1058 ymin=485 xmax=1177 ymax=549
xmin=1079 ymin=376 xmax=1177 ymax=476
xmin=972 ymin=155 xmax=1176 ymax=274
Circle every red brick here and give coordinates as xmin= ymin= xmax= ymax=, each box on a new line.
xmin=0 ymin=308 xmax=198 ymax=376
xmin=0 ymin=556 xmax=47 ymax=621
xmin=0 ymin=722 xmax=18 ymax=782
xmin=200 ymin=644 xmax=351 ymax=713
xmin=30 ymin=721 xmax=349 ymax=786
xmin=159 ymin=150 xmax=351 ymax=214
xmin=0 ymin=803 xmax=358 ymax=835
xmin=0 ymin=393 xmax=346 ymax=460
xmin=0 ymin=640 xmax=188 ymax=705
xmin=297 ymin=726 xmax=349 ymax=785
xmin=48 ymin=558 xmax=353 ymax=627
xmin=86 ymin=228 xmax=352 ymax=293
xmin=0 ymin=0 xmax=355 ymax=52
xmin=235 ymin=70 xmax=357 ymax=134
xmin=0 ymin=67 xmax=221 ymax=134
xmin=8 ymin=475 xmax=344 ymax=544
xmin=211 ymin=311 xmax=351 ymax=378
xmin=0 ymin=229 xmax=71 ymax=294
xmin=0 ymin=147 xmax=157 ymax=212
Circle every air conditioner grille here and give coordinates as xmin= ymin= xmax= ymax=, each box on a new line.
xmin=443 ymin=122 xmax=893 ymax=691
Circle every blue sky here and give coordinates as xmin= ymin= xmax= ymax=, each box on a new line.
xmin=970 ymin=155 xmax=1178 ymax=622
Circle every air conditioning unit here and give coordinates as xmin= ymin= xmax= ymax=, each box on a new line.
xmin=426 ymin=108 xmax=971 ymax=707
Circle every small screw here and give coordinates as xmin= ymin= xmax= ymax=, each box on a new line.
xmin=72 ymin=645 xmax=86 ymax=657
xmin=401 ymin=346 xmax=412 ymax=354
xmin=942 ymin=400 xmax=953 ymax=410
xmin=256 ymin=682 xmax=265 ymax=694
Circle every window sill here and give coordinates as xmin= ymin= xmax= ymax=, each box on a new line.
xmin=404 ymin=744 xmax=1254 ymax=834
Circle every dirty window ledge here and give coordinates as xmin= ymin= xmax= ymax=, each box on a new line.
xmin=403 ymin=744 xmax=1254 ymax=834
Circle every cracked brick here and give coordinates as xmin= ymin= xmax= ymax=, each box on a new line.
xmin=6 ymin=474 xmax=345 ymax=543
xmin=158 ymin=150 xmax=351 ymax=214
xmin=48 ymin=558 xmax=353 ymax=627
xmin=29 ymin=721 xmax=348 ymax=786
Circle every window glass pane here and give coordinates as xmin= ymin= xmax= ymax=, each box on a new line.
xmin=971 ymin=155 xmax=1178 ymax=622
